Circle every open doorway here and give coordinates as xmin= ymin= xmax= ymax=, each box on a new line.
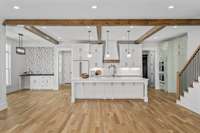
xmin=143 ymin=54 xmax=148 ymax=78
xmin=142 ymin=51 xmax=156 ymax=88
xmin=58 ymin=51 xmax=72 ymax=87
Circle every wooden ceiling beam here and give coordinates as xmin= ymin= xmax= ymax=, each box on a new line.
xmin=24 ymin=26 xmax=59 ymax=45
xmin=135 ymin=26 xmax=165 ymax=44
xmin=4 ymin=19 xmax=200 ymax=26
xmin=96 ymin=25 xmax=102 ymax=43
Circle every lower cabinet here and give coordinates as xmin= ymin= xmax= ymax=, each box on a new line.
xmin=75 ymin=82 xmax=144 ymax=99
xmin=22 ymin=76 xmax=54 ymax=90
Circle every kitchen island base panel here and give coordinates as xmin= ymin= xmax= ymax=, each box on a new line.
xmin=71 ymin=78 xmax=148 ymax=103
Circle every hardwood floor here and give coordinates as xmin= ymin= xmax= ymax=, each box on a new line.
xmin=0 ymin=86 xmax=200 ymax=133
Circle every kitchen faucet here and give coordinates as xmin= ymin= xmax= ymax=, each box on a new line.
xmin=108 ymin=64 xmax=117 ymax=77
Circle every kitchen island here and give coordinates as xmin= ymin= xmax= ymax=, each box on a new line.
xmin=71 ymin=77 xmax=148 ymax=103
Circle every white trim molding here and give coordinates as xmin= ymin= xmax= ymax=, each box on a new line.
xmin=0 ymin=23 xmax=8 ymax=111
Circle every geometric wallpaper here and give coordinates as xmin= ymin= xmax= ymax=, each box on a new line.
xmin=25 ymin=47 xmax=54 ymax=74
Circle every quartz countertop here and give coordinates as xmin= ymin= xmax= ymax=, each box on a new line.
xmin=72 ymin=76 xmax=148 ymax=83
xmin=19 ymin=74 xmax=54 ymax=76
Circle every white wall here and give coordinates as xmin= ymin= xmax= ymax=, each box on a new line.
xmin=187 ymin=29 xmax=200 ymax=59
xmin=0 ymin=23 xmax=8 ymax=111
xmin=6 ymin=38 xmax=26 ymax=94
xmin=61 ymin=51 xmax=72 ymax=83
xmin=159 ymin=35 xmax=187 ymax=93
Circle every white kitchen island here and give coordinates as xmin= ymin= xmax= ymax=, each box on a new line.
xmin=71 ymin=77 xmax=149 ymax=103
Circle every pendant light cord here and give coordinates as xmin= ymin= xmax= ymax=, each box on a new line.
xmin=127 ymin=30 xmax=130 ymax=53
xmin=88 ymin=30 xmax=91 ymax=53
xmin=18 ymin=33 xmax=23 ymax=47
xmin=106 ymin=30 xmax=110 ymax=54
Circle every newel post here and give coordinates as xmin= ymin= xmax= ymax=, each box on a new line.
xmin=176 ymin=72 xmax=181 ymax=99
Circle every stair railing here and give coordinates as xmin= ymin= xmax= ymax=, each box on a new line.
xmin=177 ymin=44 xmax=200 ymax=99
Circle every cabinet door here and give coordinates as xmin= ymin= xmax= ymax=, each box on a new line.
xmin=30 ymin=76 xmax=41 ymax=89
xmin=83 ymin=83 xmax=97 ymax=99
xmin=104 ymin=83 xmax=113 ymax=99
xmin=113 ymin=83 xmax=143 ymax=99
xmin=40 ymin=76 xmax=45 ymax=89
xmin=75 ymin=83 xmax=84 ymax=98
xmin=112 ymin=83 xmax=123 ymax=98
xmin=93 ymin=83 xmax=105 ymax=99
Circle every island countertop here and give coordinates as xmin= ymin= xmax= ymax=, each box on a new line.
xmin=19 ymin=74 xmax=54 ymax=76
xmin=72 ymin=76 xmax=148 ymax=83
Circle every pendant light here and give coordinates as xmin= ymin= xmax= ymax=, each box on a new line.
xmin=126 ymin=30 xmax=131 ymax=58
xmin=16 ymin=33 xmax=25 ymax=55
xmin=106 ymin=30 xmax=110 ymax=58
xmin=87 ymin=30 xmax=92 ymax=58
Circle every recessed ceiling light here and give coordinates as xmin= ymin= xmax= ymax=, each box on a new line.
xmin=42 ymin=26 xmax=47 ymax=29
xmin=17 ymin=25 xmax=24 ymax=28
xmin=91 ymin=5 xmax=97 ymax=9
xmin=168 ymin=5 xmax=175 ymax=9
xmin=173 ymin=26 xmax=177 ymax=29
xmin=130 ymin=26 xmax=134 ymax=29
xmin=87 ymin=53 xmax=92 ymax=58
xmin=13 ymin=6 xmax=20 ymax=10
xmin=87 ymin=26 xmax=90 ymax=29
xmin=127 ymin=52 xmax=131 ymax=58
xmin=153 ymin=37 xmax=158 ymax=39
xmin=106 ymin=53 xmax=110 ymax=58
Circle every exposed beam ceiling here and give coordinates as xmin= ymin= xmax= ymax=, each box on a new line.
xmin=4 ymin=19 xmax=200 ymax=26
xmin=96 ymin=25 xmax=102 ymax=43
xmin=135 ymin=26 xmax=165 ymax=44
xmin=24 ymin=26 xmax=59 ymax=45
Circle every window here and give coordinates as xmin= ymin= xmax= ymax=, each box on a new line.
xmin=6 ymin=44 xmax=11 ymax=86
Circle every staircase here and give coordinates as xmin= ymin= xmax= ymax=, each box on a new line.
xmin=177 ymin=45 xmax=200 ymax=114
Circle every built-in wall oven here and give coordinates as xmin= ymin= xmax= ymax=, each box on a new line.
xmin=159 ymin=59 xmax=166 ymax=90
xmin=159 ymin=61 xmax=165 ymax=72
xmin=159 ymin=73 xmax=165 ymax=82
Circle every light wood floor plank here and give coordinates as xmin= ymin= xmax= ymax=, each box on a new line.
xmin=0 ymin=86 xmax=200 ymax=133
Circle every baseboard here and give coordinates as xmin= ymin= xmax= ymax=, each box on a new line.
xmin=0 ymin=100 xmax=8 ymax=111
xmin=7 ymin=88 xmax=30 ymax=95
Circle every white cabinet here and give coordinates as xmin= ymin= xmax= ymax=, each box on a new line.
xmin=73 ymin=81 xmax=146 ymax=100
xmin=21 ymin=76 xmax=54 ymax=90
xmin=104 ymin=83 xmax=114 ymax=99
xmin=112 ymin=83 xmax=143 ymax=98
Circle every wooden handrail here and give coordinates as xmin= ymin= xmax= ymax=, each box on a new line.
xmin=176 ymin=72 xmax=181 ymax=99
xmin=177 ymin=44 xmax=200 ymax=99
xmin=179 ymin=44 xmax=200 ymax=75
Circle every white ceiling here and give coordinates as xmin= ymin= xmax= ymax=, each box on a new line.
xmin=6 ymin=26 xmax=200 ymax=45
xmin=1 ymin=0 xmax=200 ymax=19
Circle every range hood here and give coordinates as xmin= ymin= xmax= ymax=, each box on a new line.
xmin=103 ymin=41 xmax=120 ymax=63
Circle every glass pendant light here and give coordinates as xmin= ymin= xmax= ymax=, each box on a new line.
xmin=126 ymin=30 xmax=131 ymax=58
xmin=16 ymin=33 xmax=25 ymax=55
xmin=106 ymin=30 xmax=110 ymax=58
xmin=87 ymin=30 xmax=92 ymax=58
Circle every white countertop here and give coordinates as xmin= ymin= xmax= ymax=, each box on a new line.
xmin=72 ymin=76 xmax=148 ymax=83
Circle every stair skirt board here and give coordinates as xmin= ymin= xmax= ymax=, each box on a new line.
xmin=177 ymin=77 xmax=200 ymax=115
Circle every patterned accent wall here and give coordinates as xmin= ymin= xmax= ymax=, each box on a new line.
xmin=25 ymin=47 xmax=54 ymax=74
